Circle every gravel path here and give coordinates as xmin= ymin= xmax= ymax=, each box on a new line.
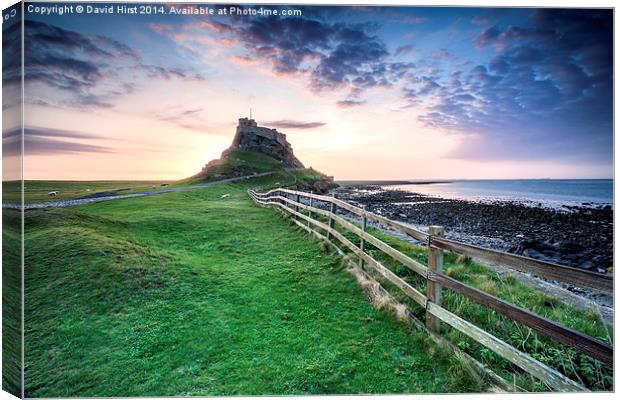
xmin=4 ymin=172 xmax=276 ymax=210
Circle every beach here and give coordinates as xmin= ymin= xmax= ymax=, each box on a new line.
xmin=332 ymin=183 xmax=613 ymax=306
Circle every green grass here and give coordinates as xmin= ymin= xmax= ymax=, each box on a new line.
xmin=3 ymin=180 xmax=171 ymax=204
xmin=17 ymin=168 xmax=613 ymax=394
xmin=2 ymin=207 xmax=22 ymax=397
xmin=179 ymin=150 xmax=286 ymax=186
xmin=4 ymin=151 xmax=325 ymax=206
xmin=21 ymin=174 xmax=486 ymax=397
xmin=309 ymin=215 xmax=613 ymax=391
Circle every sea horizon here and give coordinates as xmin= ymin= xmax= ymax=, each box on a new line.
xmin=338 ymin=178 xmax=613 ymax=207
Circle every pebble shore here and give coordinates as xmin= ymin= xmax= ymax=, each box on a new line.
xmin=332 ymin=185 xmax=613 ymax=308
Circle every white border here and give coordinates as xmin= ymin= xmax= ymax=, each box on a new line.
xmin=0 ymin=1 xmax=616 ymax=400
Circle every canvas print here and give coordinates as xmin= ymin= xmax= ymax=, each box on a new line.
xmin=1 ymin=1 xmax=614 ymax=397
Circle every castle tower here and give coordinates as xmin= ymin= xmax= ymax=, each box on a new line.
xmin=220 ymin=117 xmax=305 ymax=169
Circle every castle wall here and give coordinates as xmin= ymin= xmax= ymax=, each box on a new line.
xmin=221 ymin=118 xmax=305 ymax=169
xmin=236 ymin=118 xmax=287 ymax=146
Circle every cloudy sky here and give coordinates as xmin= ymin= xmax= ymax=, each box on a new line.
xmin=3 ymin=3 xmax=613 ymax=180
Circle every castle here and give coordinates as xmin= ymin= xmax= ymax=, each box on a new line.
xmin=196 ymin=117 xmax=336 ymax=193
xmin=219 ymin=118 xmax=305 ymax=169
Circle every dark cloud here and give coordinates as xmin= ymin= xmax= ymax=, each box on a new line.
xmin=179 ymin=108 xmax=203 ymax=117
xmin=2 ymin=11 xmax=22 ymax=111
xmin=311 ymin=30 xmax=389 ymax=90
xmin=3 ymin=127 xmax=114 ymax=156
xmin=415 ymin=9 xmax=612 ymax=163
xmin=22 ymin=137 xmax=114 ymax=156
xmin=452 ymin=93 xmax=475 ymax=102
xmin=263 ymin=120 xmax=326 ymax=130
xmin=200 ymin=16 xmax=414 ymax=104
xmin=395 ymin=45 xmax=413 ymax=56
xmin=28 ymin=127 xmax=107 ymax=140
xmin=433 ymin=50 xmax=453 ymax=59
xmin=26 ymin=20 xmax=137 ymax=60
xmin=2 ymin=17 xmax=22 ymax=87
xmin=23 ymin=20 xmax=136 ymax=108
xmin=475 ymin=24 xmax=501 ymax=47
xmin=133 ymin=64 xmax=206 ymax=81
xmin=337 ymin=99 xmax=366 ymax=108
xmin=402 ymin=76 xmax=441 ymax=101
xmin=335 ymin=87 xmax=368 ymax=108
xmin=23 ymin=20 xmax=206 ymax=109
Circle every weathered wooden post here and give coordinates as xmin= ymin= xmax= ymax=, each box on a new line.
xmin=326 ymin=198 xmax=335 ymax=241
xmin=359 ymin=205 xmax=367 ymax=269
xmin=426 ymin=225 xmax=445 ymax=333
xmin=286 ymin=192 xmax=292 ymax=218
xmin=294 ymin=193 xmax=300 ymax=221
xmin=307 ymin=191 xmax=313 ymax=228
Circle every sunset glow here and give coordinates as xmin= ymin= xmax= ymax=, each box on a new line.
xmin=4 ymin=4 xmax=613 ymax=180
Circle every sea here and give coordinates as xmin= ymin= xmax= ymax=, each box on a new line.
xmin=384 ymin=179 xmax=613 ymax=208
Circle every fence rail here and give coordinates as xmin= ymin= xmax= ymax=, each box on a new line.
xmin=249 ymin=187 xmax=614 ymax=392
xmin=256 ymin=187 xmax=612 ymax=294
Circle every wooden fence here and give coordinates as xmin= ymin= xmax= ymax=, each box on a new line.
xmin=248 ymin=187 xmax=613 ymax=392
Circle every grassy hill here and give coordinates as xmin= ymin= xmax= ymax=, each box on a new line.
xmin=19 ymin=171 xmax=486 ymax=397
xmin=180 ymin=150 xmax=290 ymax=186
xmin=13 ymin=154 xmax=612 ymax=395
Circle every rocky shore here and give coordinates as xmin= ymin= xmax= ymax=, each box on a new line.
xmin=332 ymin=185 xmax=613 ymax=306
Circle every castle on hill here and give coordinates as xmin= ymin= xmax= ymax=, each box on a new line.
xmin=196 ymin=116 xmax=337 ymax=193
xmin=219 ymin=117 xmax=305 ymax=169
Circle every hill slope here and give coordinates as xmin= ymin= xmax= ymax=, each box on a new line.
xmin=184 ymin=150 xmax=287 ymax=184
xmin=186 ymin=117 xmax=315 ymax=185
xmin=21 ymin=173 xmax=484 ymax=396
xmin=182 ymin=149 xmax=336 ymax=193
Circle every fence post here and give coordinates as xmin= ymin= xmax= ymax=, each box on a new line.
xmin=295 ymin=193 xmax=300 ymax=220
xmin=308 ymin=191 xmax=313 ymax=228
xmin=326 ymin=199 xmax=335 ymax=241
xmin=359 ymin=205 xmax=367 ymax=269
xmin=426 ymin=225 xmax=445 ymax=333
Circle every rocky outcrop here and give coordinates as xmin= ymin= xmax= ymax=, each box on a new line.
xmin=293 ymin=172 xmax=338 ymax=194
xmin=221 ymin=118 xmax=304 ymax=168
xmin=191 ymin=117 xmax=317 ymax=181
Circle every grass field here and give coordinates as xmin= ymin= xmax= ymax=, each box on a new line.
xmin=3 ymin=180 xmax=172 ymax=204
xmin=1 ymin=151 xmax=321 ymax=205
xmin=2 ymin=207 xmax=22 ymax=397
xmin=21 ymin=172 xmax=487 ymax=397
